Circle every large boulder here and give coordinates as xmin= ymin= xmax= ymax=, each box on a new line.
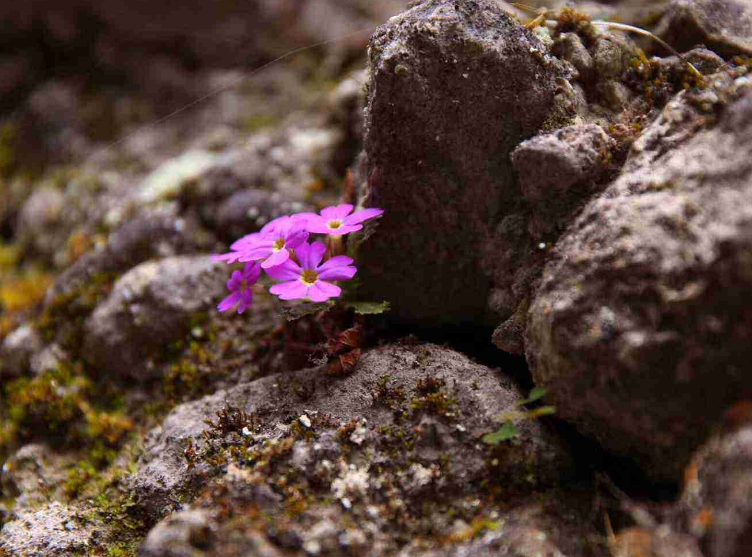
xmin=356 ymin=0 xmax=567 ymax=327
xmin=655 ymin=0 xmax=752 ymax=59
xmin=82 ymin=255 xmax=226 ymax=381
xmin=130 ymin=343 xmax=575 ymax=522
xmin=682 ymin=415 xmax=752 ymax=557
xmin=526 ymin=78 xmax=752 ymax=483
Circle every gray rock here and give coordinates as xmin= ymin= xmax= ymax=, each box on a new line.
xmin=214 ymin=189 xmax=311 ymax=241
xmin=29 ymin=343 xmax=69 ymax=376
xmin=44 ymin=211 xmax=202 ymax=308
xmin=131 ymin=343 xmax=575 ymax=521
xmin=511 ymin=123 xmax=614 ymax=206
xmin=356 ymin=0 xmax=567 ymax=327
xmin=682 ymin=422 xmax=752 ymax=557
xmin=601 ymin=79 xmax=633 ymax=109
xmin=0 ymin=324 xmax=43 ymax=379
xmin=0 ymin=501 xmax=96 ymax=556
xmin=399 ymin=490 xmax=610 ymax=557
xmin=526 ymin=79 xmax=752 ymax=482
xmin=17 ymin=187 xmax=67 ymax=257
xmin=82 ymin=255 xmax=226 ymax=381
xmin=593 ymin=36 xmax=628 ymax=79
xmin=0 ymin=444 xmax=75 ymax=510
xmin=655 ymin=0 xmax=752 ymax=59
xmin=554 ymin=33 xmax=594 ymax=81
xmin=139 ymin=508 xmax=214 ymax=557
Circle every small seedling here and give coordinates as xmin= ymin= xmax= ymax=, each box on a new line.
xmin=482 ymin=387 xmax=556 ymax=445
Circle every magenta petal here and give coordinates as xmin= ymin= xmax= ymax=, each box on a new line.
xmin=330 ymin=224 xmax=362 ymax=235
xmin=226 ymin=270 xmax=243 ymax=290
xmin=343 ymin=208 xmax=384 ymax=226
xmin=238 ymin=246 xmax=274 ymax=262
xmin=285 ymin=228 xmax=309 ymax=248
xmin=265 ymin=259 xmax=302 ymax=281
xmin=231 ymin=233 xmax=265 ymax=251
xmin=306 ymin=241 xmax=327 ymax=269
xmin=318 ymin=265 xmax=357 ymax=282
xmin=270 ymin=280 xmax=308 ymax=300
xmin=317 ymin=256 xmax=354 ymax=271
xmin=306 ymin=220 xmax=335 ymax=235
xmin=260 ymin=216 xmax=290 ymax=235
xmin=212 ymin=252 xmax=242 ymax=264
xmin=244 ymin=262 xmax=262 ymax=283
xmin=261 ymin=249 xmax=289 ymax=269
xmin=321 ymin=204 xmax=353 ymax=220
xmin=291 ymin=212 xmax=318 ymax=223
xmin=308 ymin=280 xmax=341 ymax=301
xmin=296 ymin=241 xmax=325 ymax=269
xmin=237 ymin=290 xmax=253 ymax=313
xmin=218 ymin=291 xmax=241 ymax=312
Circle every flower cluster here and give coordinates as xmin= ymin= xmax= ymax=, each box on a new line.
xmin=213 ymin=204 xmax=384 ymax=313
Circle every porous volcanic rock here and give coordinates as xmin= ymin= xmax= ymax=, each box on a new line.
xmin=681 ymin=416 xmax=752 ymax=557
xmin=130 ymin=343 xmax=575 ymax=523
xmin=356 ymin=0 xmax=567 ymax=327
xmin=655 ymin=0 xmax=752 ymax=59
xmin=0 ymin=501 xmax=96 ymax=556
xmin=82 ymin=255 xmax=226 ymax=381
xmin=526 ymin=79 xmax=752 ymax=483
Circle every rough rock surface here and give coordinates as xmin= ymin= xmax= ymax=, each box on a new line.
xmin=512 ymin=124 xmax=614 ymax=205
xmin=0 ymin=324 xmax=44 ymax=378
xmin=681 ymin=417 xmax=752 ymax=557
xmin=0 ymin=444 xmax=76 ymax=509
xmin=356 ymin=0 xmax=567 ymax=327
xmin=656 ymin=0 xmax=752 ymax=58
xmin=140 ymin=509 xmax=215 ymax=557
xmin=43 ymin=210 xmax=204 ymax=305
xmin=141 ymin=487 xmax=609 ymax=557
xmin=82 ymin=255 xmax=227 ymax=380
xmin=526 ymin=79 xmax=752 ymax=483
xmin=131 ymin=343 xmax=575 ymax=522
xmin=0 ymin=501 xmax=96 ymax=556
xmin=510 ymin=123 xmax=615 ymax=236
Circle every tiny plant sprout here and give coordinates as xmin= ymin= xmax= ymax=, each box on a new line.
xmin=213 ymin=205 xmax=384 ymax=312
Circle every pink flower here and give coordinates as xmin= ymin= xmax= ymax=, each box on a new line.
xmin=212 ymin=216 xmax=308 ymax=269
xmin=266 ymin=241 xmax=356 ymax=302
xmin=301 ymin=204 xmax=384 ymax=236
xmin=211 ymin=232 xmax=264 ymax=264
xmin=217 ymin=262 xmax=262 ymax=314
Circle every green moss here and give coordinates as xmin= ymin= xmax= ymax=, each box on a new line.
xmin=162 ymin=321 xmax=225 ymax=403
xmin=35 ymin=272 xmax=118 ymax=347
xmin=1 ymin=361 xmax=133 ymax=457
xmin=0 ymin=268 xmax=55 ymax=312
xmin=410 ymin=377 xmax=459 ymax=418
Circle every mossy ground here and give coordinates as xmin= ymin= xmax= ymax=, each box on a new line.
xmin=0 ymin=258 xmax=282 ymax=555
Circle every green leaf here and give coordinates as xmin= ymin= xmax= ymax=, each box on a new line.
xmin=344 ymin=300 xmax=391 ymax=315
xmin=528 ymin=386 xmax=547 ymax=402
xmin=482 ymin=423 xmax=520 ymax=445
xmin=523 ymin=406 xmax=557 ymax=419
xmin=280 ymin=300 xmax=334 ymax=321
xmin=515 ymin=386 xmax=548 ymax=407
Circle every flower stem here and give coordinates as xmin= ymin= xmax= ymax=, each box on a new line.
xmin=328 ymin=235 xmax=344 ymax=257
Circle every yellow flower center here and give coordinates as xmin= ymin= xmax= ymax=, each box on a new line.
xmin=328 ymin=219 xmax=342 ymax=229
xmin=273 ymin=238 xmax=285 ymax=251
xmin=301 ymin=269 xmax=318 ymax=285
